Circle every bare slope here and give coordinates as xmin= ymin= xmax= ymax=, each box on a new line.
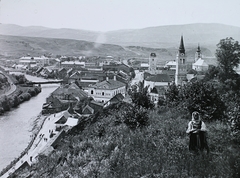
xmin=0 ymin=35 xmax=136 ymax=58
xmin=1 ymin=23 xmax=239 ymax=49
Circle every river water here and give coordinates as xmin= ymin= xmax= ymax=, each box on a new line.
xmin=0 ymin=74 xmax=59 ymax=171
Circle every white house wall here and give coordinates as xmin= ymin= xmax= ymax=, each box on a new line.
xmin=88 ymin=86 xmax=126 ymax=103
xmin=144 ymin=81 xmax=169 ymax=91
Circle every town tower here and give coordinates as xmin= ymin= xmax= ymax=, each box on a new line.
xmin=195 ymin=44 xmax=202 ymax=62
xmin=149 ymin=53 xmax=157 ymax=74
xmin=175 ymin=36 xmax=188 ymax=85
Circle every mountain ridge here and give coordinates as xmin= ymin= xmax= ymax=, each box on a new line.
xmin=1 ymin=23 xmax=239 ymax=49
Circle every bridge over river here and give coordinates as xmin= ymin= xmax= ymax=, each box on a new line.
xmin=26 ymin=80 xmax=63 ymax=85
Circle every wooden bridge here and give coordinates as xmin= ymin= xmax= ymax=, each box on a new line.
xmin=26 ymin=80 xmax=63 ymax=85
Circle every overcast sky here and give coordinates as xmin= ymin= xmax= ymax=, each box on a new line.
xmin=1 ymin=0 xmax=240 ymax=32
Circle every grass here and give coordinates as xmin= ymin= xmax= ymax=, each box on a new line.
xmin=13 ymin=106 xmax=240 ymax=178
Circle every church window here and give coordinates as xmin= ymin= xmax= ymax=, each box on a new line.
xmin=152 ymin=58 xmax=154 ymax=61
xmin=91 ymin=90 xmax=93 ymax=94
xmin=183 ymin=59 xmax=185 ymax=64
xmin=102 ymin=92 xmax=104 ymax=96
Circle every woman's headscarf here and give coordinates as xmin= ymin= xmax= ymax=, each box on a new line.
xmin=192 ymin=111 xmax=201 ymax=123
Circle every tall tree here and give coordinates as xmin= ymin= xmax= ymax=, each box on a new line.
xmin=216 ymin=37 xmax=240 ymax=81
xmin=130 ymin=81 xmax=154 ymax=109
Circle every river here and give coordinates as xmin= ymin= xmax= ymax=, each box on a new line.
xmin=0 ymin=74 xmax=59 ymax=171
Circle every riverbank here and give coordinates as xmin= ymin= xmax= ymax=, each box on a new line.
xmin=0 ymin=114 xmax=47 ymax=177
xmin=0 ymin=73 xmax=42 ymax=115
xmin=0 ymin=75 xmax=59 ymax=175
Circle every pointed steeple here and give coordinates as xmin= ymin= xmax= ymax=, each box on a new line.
xmin=197 ymin=43 xmax=201 ymax=53
xmin=195 ymin=43 xmax=202 ymax=61
xmin=179 ymin=35 xmax=185 ymax=54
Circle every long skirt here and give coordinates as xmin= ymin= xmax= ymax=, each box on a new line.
xmin=189 ymin=131 xmax=209 ymax=153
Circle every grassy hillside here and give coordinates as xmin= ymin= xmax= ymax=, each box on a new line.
xmin=13 ymin=104 xmax=240 ymax=178
xmin=1 ymin=23 xmax=239 ymax=49
xmin=0 ymin=34 xmax=215 ymax=65
xmin=0 ymin=35 xmax=137 ymax=58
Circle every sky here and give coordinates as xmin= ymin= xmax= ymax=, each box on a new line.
xmin=1 ymin=0 xmax=240 ymax=32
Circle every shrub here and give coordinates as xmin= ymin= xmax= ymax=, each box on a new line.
xmin=27 ymin=88 xmax=36 ymax=96
xmin=123 ymin=106 xmax=149 ymax=129
xmin=181 ymin=81 xmax=226 ymax=121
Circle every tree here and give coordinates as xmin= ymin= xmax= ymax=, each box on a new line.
xmin=182 ymin=81 xmax=225 ymax=121
xmin=203 ymin=66 xmax=220 ymax=82
xmin=216 ymin=37 xmax=240 ymax=82
xmin=130 ymin=81 xmax=154 ymax=109
xmin=164 ymin=83 xmax=181 ymax=107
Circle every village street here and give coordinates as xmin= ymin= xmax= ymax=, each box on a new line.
xmin=0 ymin=70 xmax=16 ymax=98
xmin=1 ymin=112 xmax=64 ymax=178
xmin=131 ymin=70 xmax=144 ymax=86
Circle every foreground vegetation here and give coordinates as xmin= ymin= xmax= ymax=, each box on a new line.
xmin=12 ymin=37 xmax=240 ymax=178
xmin=13 ymin=105 xmax=240 ymax=178
xmin=0 ymin=74 xmax=41 ymax=115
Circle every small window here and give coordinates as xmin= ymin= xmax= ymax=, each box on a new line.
xmin=91 ymin=90 xmax=93 ymax=94
xmin=102 ymin=92 xmax=104 ymax=96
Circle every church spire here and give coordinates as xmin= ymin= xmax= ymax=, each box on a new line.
xmin=179 ymin=35 xmax=185 ymax=54
xmin=197 ymin=43 xmax=201 ymax=53
xmin=195 ymin=43 xmax=202 ymax=61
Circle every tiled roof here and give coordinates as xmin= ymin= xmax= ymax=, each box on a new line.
xmin=70 ymin=71 xmax=81 ymax=78
xmin=145 ymin=74 xmax=171 ymax=82
xmin=90 ymin=79 xmax=125 ymax=89
xmin=110 ymin=93 xmax=124 ymax=102
xmin=52 ymin=84 xmax=88 ymax=98
xmin=193 ymin=58 xmax=208 ymax=66
xmin=90 ymin=100 xmax=104 ymax=107
xmin=82 ymin=105 xmax=94 ymax=114
xmin=151 ymin=86 xmax=166 ymax=94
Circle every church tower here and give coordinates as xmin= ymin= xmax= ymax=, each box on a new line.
xmin=175 ymin=36 xmax=187 ymax=85
xmin=195 ymin=44 xmax=202 ymax=62
xmin=149 ymin=53 xmax=157 ymax=74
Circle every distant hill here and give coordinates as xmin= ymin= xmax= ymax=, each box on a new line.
xmin=0 ymin=35 xmax=136 ymax=58
xmin=0 ymin=23 xmax=239 ymax=50
xmin=0 ymin=34 xmax=213 ymax=64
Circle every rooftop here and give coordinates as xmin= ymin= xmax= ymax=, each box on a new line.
xmin=89 ymin=79 xmax=125 ymax=90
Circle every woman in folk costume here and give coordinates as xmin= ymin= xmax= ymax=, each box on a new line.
xmin=186 ymin=111 xmax=209 ymax=154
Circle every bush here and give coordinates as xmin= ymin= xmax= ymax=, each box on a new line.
xmin=228 ymin=105 xmax=240 ymax=143
xmin=181 ymin=81 xmax=226 ymax=121
xmin=123 ymin=106 xmax=149 ymax=129
xmin=27 ymin=88 xmax=36 ymax=96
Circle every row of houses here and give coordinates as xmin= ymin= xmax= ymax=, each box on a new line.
xmin=42 ymin=62 xmax=133 ymax=115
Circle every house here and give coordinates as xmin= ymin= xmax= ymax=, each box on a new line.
xmin=82 ymin=105 xmax=94 ymax=116
xmin=149 ymin=86 xmax=166 ymax=103
xmin=89 ymin=100 xmax=104 ymax=113
xmin=43 ymin=83 xmax=88 ymax=114
xmin=87 ymin=76 xmax=126 ymax=103
xmin=39 ymin=67 xmax=54 ymax=78
xmin=69 ymin=71 xmax=82 ymax=83
xmin=54 ymin=110 xmax=70 ymax=131
xmin=60 ymin=61 xmax=85 ymax=69
xmin=105 ymin=93 xmax=124 ymax=106
xmin=192 ymin=58 xmax=209 ymax=71
xmin=43 ymin=96 xmax=70 ymax=114
xmin=103 ymin=63 xmax=131 ymax=74
xmin=164 ymin=61 xmax=176 ymax=70
xmin=144 ymin=74 xmax=172 ymax=91
xmin=162 ymin=70 xmax=175 ymax=81
xmin=57 ymin=68 xmax=67 ymax=79
xmin=140 ymin=63 xmax=149 ymax=71
xmin=20 ymin=56 xmax=49 ymax=66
